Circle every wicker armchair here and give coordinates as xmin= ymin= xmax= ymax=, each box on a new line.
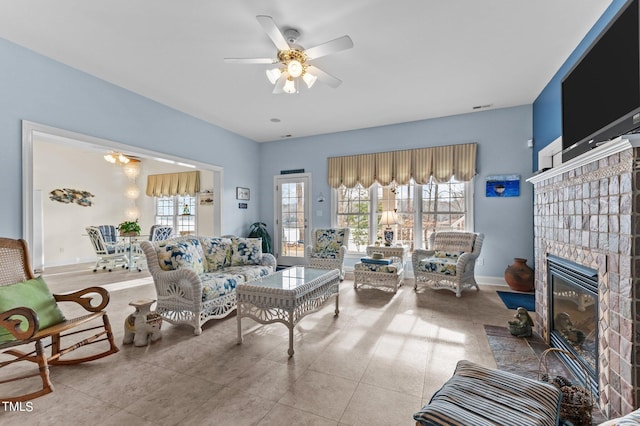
xmin=0 ymin=237 xmax=118 ymax=402
xmin=305 ymin=228 xmax=350 ymax=281
xmin=412 ymin=231 xmax=484 ymax=297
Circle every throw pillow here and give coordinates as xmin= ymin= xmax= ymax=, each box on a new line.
xmin=231 ymin=238 xmax=262 ymax=266
xmin=200 ymin=237 xmax=232 ymax=272
xmin=314 ymin=229 xmax=344 ymax=254
xmin=0 ymin=276 xmax=66 ymax=343
xmin=156 ymin=238 xmax=205 ymax=274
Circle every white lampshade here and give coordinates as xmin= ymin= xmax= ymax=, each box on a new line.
xmin=266 ymin=68 xmax=282 ymax=84
xmin=379 ymin=211 xmax=399 ymax=227
xmin=303 ymin=72 xmax=317 ymax=88
xmin=287 ymin=60 xmax=303 ymax=78
xmin=118 ymin=153 xmax=130 ymax=164
xmin=283 ymin=78 xmax=296 ymax=94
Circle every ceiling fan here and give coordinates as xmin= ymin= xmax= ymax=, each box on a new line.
xmin=224 ymin=15 xmax=353 ymax=94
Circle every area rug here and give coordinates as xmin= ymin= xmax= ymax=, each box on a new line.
xmin=496 ymin=290 xmax=535 ymax=311
xmin=484 ymin=325 xmax=606 ymax=424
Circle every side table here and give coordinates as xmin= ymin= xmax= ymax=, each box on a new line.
xmin=353 ymin=245 xmax=407 ymax=293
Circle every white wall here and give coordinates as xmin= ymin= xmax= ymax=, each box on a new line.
xmin=34 ymin=137 xmax=214 ymax=267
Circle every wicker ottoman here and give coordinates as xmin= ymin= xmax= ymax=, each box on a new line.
xmin=414 ymin=360 xmax=562 ymax=426
xmin=353 ymin=245 xmax=406 ymax=293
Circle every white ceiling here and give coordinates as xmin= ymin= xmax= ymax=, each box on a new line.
xmin=0 ymin=0 xmax=612 ymax=142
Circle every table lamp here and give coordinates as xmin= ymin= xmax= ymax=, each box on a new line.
xmin=379 ymin=211 xmax=399 ymax=246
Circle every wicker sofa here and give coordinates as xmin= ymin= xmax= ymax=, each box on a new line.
xmin=140 ymin=236 xmax=276 ymax=335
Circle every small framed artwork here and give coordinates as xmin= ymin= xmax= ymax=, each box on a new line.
xmin=199 ymin=191 xmax=214 ymax=205
xmin=486 ymin=174 xmax=520 ymax=197
xmin=236 ymin=187 xmax=250 ymax=200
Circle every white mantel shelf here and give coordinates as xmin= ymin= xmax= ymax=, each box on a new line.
xmin=527 ymin=134 xmax=640 ymax=185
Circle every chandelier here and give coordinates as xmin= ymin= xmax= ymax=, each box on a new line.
xmin=103 ymin=152 xmax=130 ymax=165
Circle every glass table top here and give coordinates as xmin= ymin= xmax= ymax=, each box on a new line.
xmin=246 ymin=266 xmax=334 ymax=290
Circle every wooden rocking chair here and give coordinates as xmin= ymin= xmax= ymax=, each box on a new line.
xmin=0 ymin=237 xmax=119 ymax=402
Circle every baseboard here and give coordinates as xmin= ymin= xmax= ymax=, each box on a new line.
xmin=343 ymin=269 xmax=506 ymax=287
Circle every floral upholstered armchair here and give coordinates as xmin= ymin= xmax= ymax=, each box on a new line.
xmin=412 ymin=231 xmax=484 ymax=297
xmin=305 ymin=228 xmax=350 ymax=281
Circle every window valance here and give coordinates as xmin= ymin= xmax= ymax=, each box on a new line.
xmin=145 ymin=171 xmax=200 ymax=197
xmin=327 ymin=143 xmax=477 ymax=189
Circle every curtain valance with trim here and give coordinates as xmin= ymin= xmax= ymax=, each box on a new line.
xmin=145 ymin=171 xmax=200 ymax=196
xmin=327 ymin=143 xmax=477 ymax=189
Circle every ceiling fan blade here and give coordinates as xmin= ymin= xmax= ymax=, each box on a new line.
xmin=306 ymin=65 xmax=342 ymax=88
xmin=304 ymin=35 xmax=353 ymax=60
xmin=272 ymin=73 xmax=287 ymax=94
xmin=256 ymin=15 xmax=290 ymax=51
xmin=224 ymin=57 xmax=278 ymax=64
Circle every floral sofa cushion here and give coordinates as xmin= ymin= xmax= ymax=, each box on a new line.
xmin=200 ymin=237 xmax=232 ymax=272
xmin=230 ymin=237 xmax=263 ymax=266
xmin=434 ymin=250 xmax=464 ymax=259
xmin=223 ymin=265 xmax=273 ymax=281
xmin=312 ymin=229 xmax=346 ymax=259
xmin=156 ymin=238 xmax=205 ymax=274
xmin=418 ymin=256 xmax=458 ymax=276
xmin=354 ymin=261 xmax=399 ymax=274
xmin=200 ymin=272 xmax=245 ymax=302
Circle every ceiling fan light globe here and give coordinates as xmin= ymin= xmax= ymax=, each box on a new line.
xmin=303 ymin=72 xmax=317 ymax=88
xmin=287 ymin=60 xmax=303 ymax=78
xmin=266 ymin=68 xmax=282 ymax=84
xmin=283 ymin=78 xmax=296 ymax=94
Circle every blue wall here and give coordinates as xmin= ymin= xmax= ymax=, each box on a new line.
xmin=532 ymin=0 xmax=628 ymax=169
xmin=0 ymin=38 xmax=262 ymax=238
xmin=260 ymin=106 xmax=534 ymax=279
xmin=2 ymin=29 xmax=573 ymax=279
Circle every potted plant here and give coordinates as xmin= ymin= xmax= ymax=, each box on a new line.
xmin=118 ymin=219 xmax=141 ymax=237
xmin=248 ymin=222 xmax=272 ymax=254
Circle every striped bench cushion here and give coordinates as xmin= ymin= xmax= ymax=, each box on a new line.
xmin=414 ymin=360 xmax=562 ymax=426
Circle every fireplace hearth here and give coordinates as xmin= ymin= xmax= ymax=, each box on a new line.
xmin=548 ymin=255 xmax=598 ymax=396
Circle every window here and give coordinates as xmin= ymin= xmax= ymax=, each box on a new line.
xmin=336 ymin=185 xmax=370 ymax=252
xmin=155 ymin=195 xmax=196 ymax=235
xmin=334 ymin=177 xmax=472 ymax=253
xmin=421 ymin=178 xmax=466 ymax=247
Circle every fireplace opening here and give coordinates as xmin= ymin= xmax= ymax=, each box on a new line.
xmin=547 ymin=255 xmax=598 ymax=396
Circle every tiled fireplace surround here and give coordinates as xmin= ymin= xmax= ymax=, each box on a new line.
xmin=528 ymin=136 xmax=640 ymax=418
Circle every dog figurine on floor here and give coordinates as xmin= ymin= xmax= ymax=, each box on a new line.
xmin=508 ymin=307 xmax=533 ymax=337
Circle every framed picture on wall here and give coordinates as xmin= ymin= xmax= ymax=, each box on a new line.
xmin=236 ymin=187 xmax=250 ymax=200
xmin=199 ymin=191 xmax=214 ymax=205
xmin=486 ymin=174 xmax=520 ymax=197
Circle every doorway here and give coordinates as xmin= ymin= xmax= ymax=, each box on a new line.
xmin=274 ymin=174 xmax=311 ymax=266
xmin=22 ymin=121 xmax=223 ymax=270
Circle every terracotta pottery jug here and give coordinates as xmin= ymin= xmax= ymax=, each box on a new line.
xmin=504 ymin=258 xmax=534 ymax=292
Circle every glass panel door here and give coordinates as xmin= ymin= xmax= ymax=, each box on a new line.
xmin=275 ymin=174 xmax=310 ymax=266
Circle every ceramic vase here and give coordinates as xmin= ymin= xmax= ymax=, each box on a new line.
xmin=504 ymin=258 xmax=534 ymax=292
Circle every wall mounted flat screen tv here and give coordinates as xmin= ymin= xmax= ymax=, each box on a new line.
xmin=562 ymin=0 xmax=640 ymax=162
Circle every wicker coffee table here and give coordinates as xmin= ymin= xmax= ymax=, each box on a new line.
xmin=236 ymin=266 xmax=340 ymax=356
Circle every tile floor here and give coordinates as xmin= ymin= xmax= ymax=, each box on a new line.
xmin=1 ymin=265 xmax=515 ymax=425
